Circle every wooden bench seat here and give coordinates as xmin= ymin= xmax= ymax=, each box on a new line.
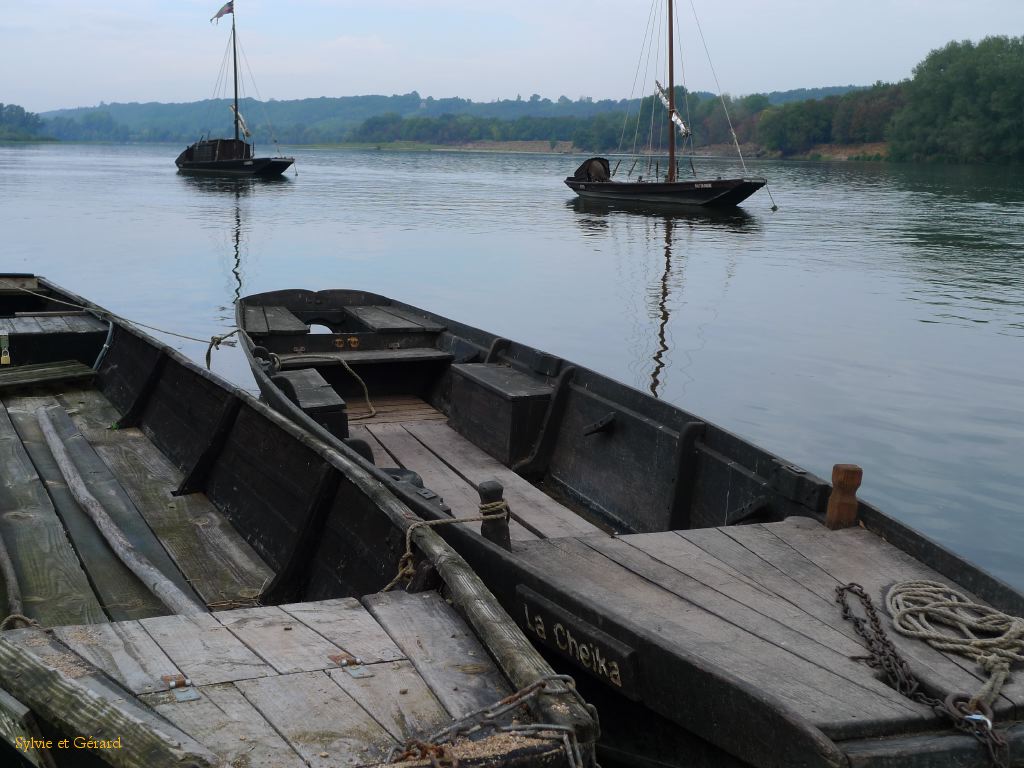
xmin=276 ymin=348 xmax=453 ymax=369
xmin=343 ymin=305 xmax=445 ymax=334
xmin=271 ymin=369 xmax=348 ymax=437
xmin=243 ymin=305 xmax=309 ymax=336
xmin=0 ymin=360 xmax=95 ymax=393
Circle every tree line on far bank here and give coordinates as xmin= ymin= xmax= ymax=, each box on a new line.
xmin=7 ymin=36 xmax=1022 ymax=164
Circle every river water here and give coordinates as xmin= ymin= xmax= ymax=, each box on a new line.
xmin=2 ymin=143 xmax=1022 ymax=590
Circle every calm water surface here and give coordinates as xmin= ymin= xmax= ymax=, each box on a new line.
xmin=2 ymin=143 xmax=1022 ymax=589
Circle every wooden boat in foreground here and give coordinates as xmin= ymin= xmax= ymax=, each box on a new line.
xmin=0 ymin=275 xmax=596 ymax=768
xmin=238 ymin=287 xmax=1024 ymax=768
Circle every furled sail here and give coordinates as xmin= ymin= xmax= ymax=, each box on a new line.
xmin=655 ymin=80 xmax=691 ymax=138
xmin=230 ymin=104 xmax=252 ymax=138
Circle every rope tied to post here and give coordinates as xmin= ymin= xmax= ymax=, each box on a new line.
xmin=382 ymin=501 xmax=511 ymax=593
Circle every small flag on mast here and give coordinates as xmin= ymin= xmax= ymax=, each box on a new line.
xmin=210 ymin=1 xmax=234 ymax=23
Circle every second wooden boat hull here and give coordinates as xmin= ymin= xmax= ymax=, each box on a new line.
xmin=564 ymin=176 xmax=766 ymax=207
xmin=176 ymin=156 xmax=294 ymax=177
xmin=237 ymin=288 xmax=1024 ymax=768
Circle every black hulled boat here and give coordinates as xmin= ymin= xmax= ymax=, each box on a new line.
xmin=175 ymin=2 xmax=293 ymax=177
xmin=565 ymin=0 xmax=766 ymax=208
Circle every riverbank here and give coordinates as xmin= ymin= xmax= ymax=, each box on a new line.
xmin=305 ymin=139 xmax=889 ymax=161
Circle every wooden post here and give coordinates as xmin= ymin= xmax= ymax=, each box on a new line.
xmin=478 ymin=480 xmax=511 ymax=551
xmin=826 ymin=464 xmax=863 ymax=530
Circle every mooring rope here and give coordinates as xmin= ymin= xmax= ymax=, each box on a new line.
xmin=382 ymin=501 xmax=511 ymax=593
xmin=887 ymin=580 xmax=1024 ymax=711
xmin=14 ymin=287 xmax=236 ymax=369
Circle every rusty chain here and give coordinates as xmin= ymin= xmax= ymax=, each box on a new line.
xmin=387 ymin=674 xmax=595 ymax=768
xmin=836 ymin=583 xmax=1009 ymax=768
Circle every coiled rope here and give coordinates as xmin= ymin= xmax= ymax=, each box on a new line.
xmin=887 ymin=580 xmax=1024 ymax=711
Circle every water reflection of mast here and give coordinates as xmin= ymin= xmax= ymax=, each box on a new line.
xmin=649 ymin=217 xmax=674 ymax=398
xmin=231 ymin=185 xmax=243 ymax=303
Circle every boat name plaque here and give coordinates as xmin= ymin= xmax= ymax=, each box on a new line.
xmin=516 ymin=585 xmax=640 ymax=700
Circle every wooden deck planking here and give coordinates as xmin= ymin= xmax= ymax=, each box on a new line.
xmin=349 ymin=424 xmax=399 ymax=466
xmin=8 ymin=595 xmax=532 ymax=766
xmin=37 ymin=403 xmax=204 ymax=603
xmin=404 ymin=420 xmax=605 ymax=539
xmin=5 ymin=394 xmax=166 ymax=620
xmin=216 ymin=605 xmax=348 ymax=674
xmin=0 ymin=361 xmax=94 ymax=393
xmin=280 ymin=598 xmax=406 ymax=664
xmin=262 ymin=306 xmax=309 ymax=335
xmin=58 ymin=388 xmax=274 ymax=609
xmin=345 ymin=305 xmax=433 ymax=333
xmin=348 ymin=395 xmax=448 ymax=426
xmin=0 ymin=628 xmax=221 ymax=767
xmin=584 ymin=535 xmax=925 ymax=717
xmin=235 ymin=671 xmax=397 ymax=767
xmin=367 ymin=422 xmax=539 ymax=542
xmin=243 ymin=306 xmax=269 ymax=335
xmin=518 ymin=536 xmax=927 ymax=738
xmin=327 ymin=660 xmax=451 ymax=742
xmin=364 ymin=590 xmax=513 ymax=719
xmin=682 ymin=524 xmax=1020 ymax=718
xmin=755 ymin=517 xmax=1024 ymax=714
xmin=0 ymin=401 xmax=105 ymax=626
xmin=139 ymin=613 xmax=274 ymax=686
xmin=52 ymin=621 xmax=182 ymax=695
xmin=143 ymin=682 xmax=306 ymax=768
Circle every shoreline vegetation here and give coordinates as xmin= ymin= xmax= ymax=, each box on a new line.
xmin=6 ymin=36 xmax=1021 ymax=165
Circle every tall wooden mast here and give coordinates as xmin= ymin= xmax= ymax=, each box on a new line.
xmin=667 ymin=0 xmax=676 ymax=182
xmin=231 ymin=8 xmax=240 ymax=142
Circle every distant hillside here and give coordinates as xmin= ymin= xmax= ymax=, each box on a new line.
xmin=38 ymin=86 xmax=837 ymax=145
xmin=764 ymin=85 xmax=865 ymax=105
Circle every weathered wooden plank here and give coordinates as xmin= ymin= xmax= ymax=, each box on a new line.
xmin=262 ymin=306 xmax=309 ymax=335
xmin=367 ymin=423 xmax=538 ymax=542
xmin=350 ymin=409 xmax=447 ymax=425
xmin=140 ymin=613 xmax=274 ymax=686
xmin=31 ymin=315 xmax=72 ymax=334
xmin=327 ymin=660 xmax=450 ymax=741
xmin=0 ymin=361 xmax=94 ymax=392
xmin=217 ymin=605 xmax=346 ymax=674
xmin=345 ymin=305 xmax=431 ymax=333
xmin=374 ymin=305 xmax=446 ymax=333
xmin=519 ymin=537 xmax=913 ymax=738
xmin=36 ymin=405 xmax=205 ymax=616
xmin=405 ymin=421 xmax=604 ymax=539
xmin=9 ymin=317 xmax=42 ymax=334
xmin=235 ymin=671 xmax=397 ymax=766
xmin=0 ymin=688 xmax=57 ymax=768
xmin=0 ymin=401 xmax=105 ymax=626
xmin=243 ymin=305 xmax=269 ymax=335
xmin=277 ymin=348 xmax=453 ymax=369
xmin=52 ymin=621 xmax=181 ymax=695
xmin=760 ymin=517 xmax=1024 ymax=714
xmin=62 ymin=314 xmax=107 ymax=333
xmin=701 ymin=523 xmax=1020 ymax=718
xmin=55 ymin=388 xmax=273 ymax=609
xmin=364 ymin=590 xmax=513 ymax=718
xmin=143 ymin=682 xmax=307 ymax=768
xmin=0 ymin=628 xmax=221 ymax=767
xmin=6 ymin=395 xmax=167 ymax=621
xmin=348 ymin=424 xmax=398 ymax=466
xmin=584 ymin=535 xmax=925 ymax=718
xmin=280 ymin=597 xmax=405 ymax=664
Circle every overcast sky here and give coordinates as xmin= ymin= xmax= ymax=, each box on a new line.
xmin=3 ymin=0 xmax=1022 ymax=113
